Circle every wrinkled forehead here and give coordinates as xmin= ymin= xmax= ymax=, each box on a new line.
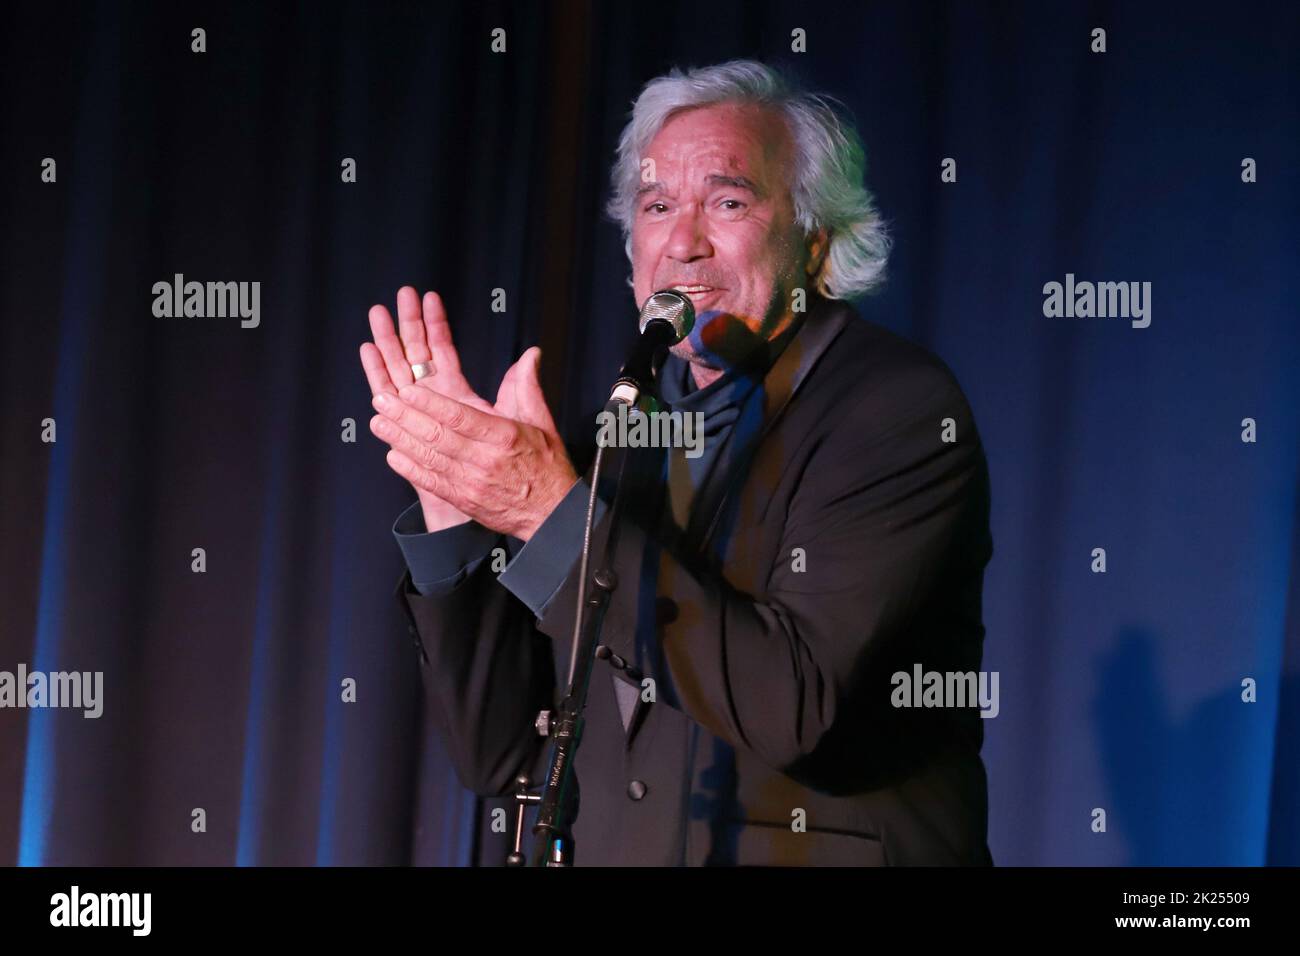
xmin=643 ymin=102 xmax=795 ymax=197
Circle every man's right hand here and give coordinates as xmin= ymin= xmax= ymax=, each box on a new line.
xmin=359 ymin=285 xmax=539 ymax=533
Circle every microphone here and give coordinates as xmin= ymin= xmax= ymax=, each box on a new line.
xmin=607 ymin=290 xmax=695 ymax=407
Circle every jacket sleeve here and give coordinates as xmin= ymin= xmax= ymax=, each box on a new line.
xmin=530 ymin=370 xmax=992 ymax=781
xmin=391 ymin=433 xmax=608 ymax=799
xmin=394 ymin=557 xmax=556 ymax=798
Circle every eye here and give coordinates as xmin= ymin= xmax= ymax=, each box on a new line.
xmin=643 ymin=201 xmax=668 ymax=214
xmin=719 ymin=199 xmax=747 ymax=211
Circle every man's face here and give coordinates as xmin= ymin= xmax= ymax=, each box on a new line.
xmin=631 ymin=102 xmax=819 ymax=369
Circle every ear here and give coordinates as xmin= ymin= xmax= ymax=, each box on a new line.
xmin=805 ymin=227 xmax=830 ymax=279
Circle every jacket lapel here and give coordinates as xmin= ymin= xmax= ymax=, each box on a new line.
xmin=692 ymin=294 xmax=854 ymax=554
xmin=623 ymin=295 xmax=855 ymax=747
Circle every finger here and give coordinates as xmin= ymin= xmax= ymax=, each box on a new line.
xmin=422 ymin=291 xmax=465 ymax=381
xmin=397 ymin=383 xmax=516 ymax=448
xmin=369 ymin=304 xmax=414 ymax=389
xmin=359 ymin=342 xmax=397 ymax=397
xmin=512 ymin=346 xmax=560 ymax=433
xmin=461 ymin=393 xmax=498 ymax=415
xmin=374 ymin=413 xmax=488 ymax=486
xmin=397 ymin=286 xmax=432 ymax=366
xmin=371 ymin=393 xmax=479 ymax=464
xmin=385 ymin=448 xmax=461 ymax=510
xmin=495 ymin=348 xmax=537 ymax=400
xmin=494 ymin=350 xmax=527 ymax=416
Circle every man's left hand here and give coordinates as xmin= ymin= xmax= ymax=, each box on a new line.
xmin=369 ymin=346 xmax=578 ymax=542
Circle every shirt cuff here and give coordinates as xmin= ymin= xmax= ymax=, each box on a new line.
xmin=392 ymin=500 xmax=501 ymax=596
xmin=497 ymin=477 xmax=608 ymax=618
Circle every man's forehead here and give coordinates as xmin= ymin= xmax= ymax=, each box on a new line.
xmin=641 ymin=103 xmax=790 ymax=187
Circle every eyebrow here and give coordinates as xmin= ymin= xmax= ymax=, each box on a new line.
xmin=634 ymin=173 xmax=764 ymax=200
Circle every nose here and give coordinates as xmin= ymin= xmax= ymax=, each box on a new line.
xmin=664 ymin=202 xmax=712 ymax=263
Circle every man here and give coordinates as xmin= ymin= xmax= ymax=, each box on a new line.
xmin=360 ymin=60 xmax=993 ymax=865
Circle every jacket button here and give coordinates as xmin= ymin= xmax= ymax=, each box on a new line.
xmin=654 ymin=597 xmax=678 ymax=626
xmin=626 ymin=779 xmax=648 ymax=801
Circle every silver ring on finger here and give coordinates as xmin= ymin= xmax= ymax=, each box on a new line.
xmin=410 ymin=361 xmax=433 ymax=381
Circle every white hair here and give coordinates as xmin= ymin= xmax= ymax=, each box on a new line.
xmin=605 ymin=59 xmax=891 ymax=301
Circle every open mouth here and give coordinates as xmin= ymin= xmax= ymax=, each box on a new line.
xmin=671 ymin=285 xmax=725 ymax=305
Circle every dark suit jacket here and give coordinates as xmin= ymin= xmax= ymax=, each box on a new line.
xmin=394 ymin=294 xmax=994 ymax=866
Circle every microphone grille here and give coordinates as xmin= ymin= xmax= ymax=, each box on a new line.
xmin=639 ymin=290 xmax=695 ymax=341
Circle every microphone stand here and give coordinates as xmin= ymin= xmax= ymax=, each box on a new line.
xmin=505 ymin=290 xmax=689 ymax=867
xmin=506 ymin=397 xmax=639 ymax=867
